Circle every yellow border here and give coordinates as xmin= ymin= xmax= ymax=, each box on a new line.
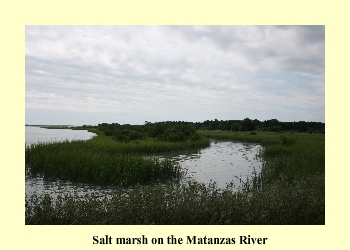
xmin=1 ymin=0 xmax=347 ymax=249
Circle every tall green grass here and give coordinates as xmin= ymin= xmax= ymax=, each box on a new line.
xmin=25 ymin=141 xmax=185 ymax=186
xmin=260 ymin=134 xmax=324 ymax=186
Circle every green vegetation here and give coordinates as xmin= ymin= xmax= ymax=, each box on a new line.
xmin=195 ymin=118 xmax=325 ymax=133
xmin=98 ymin=122 xmax=202 ymax=143
xmin=25 ymin=121 xmax=325 ymax=225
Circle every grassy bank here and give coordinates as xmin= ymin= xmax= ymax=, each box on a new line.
xmin=25 ymin=130 xmax=325 ymax=225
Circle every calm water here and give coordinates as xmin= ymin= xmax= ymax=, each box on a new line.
xmin=25 ymin=127 xmax=263 ymax=198
xmin=25 ymin=126 xmax=96 ymax=146
xmin=168 ymin=140 xmax=262 ymax=189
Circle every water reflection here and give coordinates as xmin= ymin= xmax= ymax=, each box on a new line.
xmin=172 ymin=140 xmax=263 ymax=190
xmin=25 ymin=126 xmax=96 ymax=146
xmin=25 ymin=171 xmax=120 ymax=200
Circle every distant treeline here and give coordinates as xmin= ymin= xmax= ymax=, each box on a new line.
xmin=93 ymin=118 xmax=324 ymax=138
xmin=193 ymin=118 xmax=325 ymax=133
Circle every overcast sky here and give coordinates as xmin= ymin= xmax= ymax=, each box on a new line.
xmin=25 ymin=25 xmax=324 ymax=126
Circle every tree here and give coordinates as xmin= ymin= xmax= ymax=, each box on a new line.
xmin=240 ymin=118 xmax=255 ymax=131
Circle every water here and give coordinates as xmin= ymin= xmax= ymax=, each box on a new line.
xmin=25 ymin=127 xmax=263 ymax=198
xmin=25 ymin=126 xmax=96 ymax=146
xmin=167 ymin=140 xmax=263 ymax=190
xmin=25 ymin=171 xmax=121 ymax=200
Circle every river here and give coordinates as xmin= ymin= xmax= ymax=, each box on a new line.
xmin=25 ymin=126 xmax=96 ymax=146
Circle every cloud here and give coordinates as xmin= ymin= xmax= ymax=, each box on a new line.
xmin=25 ymin=25 xmax=325 ymax=125
xmin=170 ymin=25 xmax=324 ymax=77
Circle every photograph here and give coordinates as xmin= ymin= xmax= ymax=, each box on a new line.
xmin=25 ymin=25 xmax=325 ymax=225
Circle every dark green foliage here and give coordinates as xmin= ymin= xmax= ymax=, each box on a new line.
xmin=98 ymin=122 xmax=202 ymax=143
xmin=147 ymin=122 xmax=168 ymax=138
xmin=113 ymin=126 xmax=145 ymax=142
xmin=156 ymin=124 xmax=199 ymax=142
xmin=240 ymin=118 xmax=256 ymax=131
xmin=192 ymin=118 xmax=325 ymax=133
xmin=97 ymin=118 xmax=325 ymax=134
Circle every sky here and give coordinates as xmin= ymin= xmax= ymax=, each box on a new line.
xmin=25 ymin=25 xmax=325 ymax=126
